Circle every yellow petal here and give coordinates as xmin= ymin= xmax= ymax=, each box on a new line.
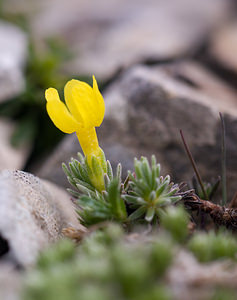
xmin=45 ymin=88 xmax=79 ymax=134
xmin=92 ymin=75 xmax=105 ymax=126
xmin=64 ymin=79 xmax=94 ymax=128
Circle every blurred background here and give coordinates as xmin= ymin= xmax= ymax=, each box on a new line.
xmin=0 ymin=0 xmax=237 ymax=198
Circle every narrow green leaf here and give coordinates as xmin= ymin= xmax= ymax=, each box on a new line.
xmin=77 ymin=196 xmax=97 ymax=207
xmin=170 ymin=196 xmax=182 ymax=203
xmin=78 ymin=162 xmax=91 ymax=184
xmin=91 ymin=155 xmax=103 ymax=177
xmin=98 ymin=148 xmax=107 ymax=173
xmin=163 ymin=175 xmax=171 ymax=184
xmin=128 ymin=206 xmax=146 ymax=221
xmin=116 ymin=163 xmax=122 ymax=184
xmin=151 ymin=158 xmax=158 ymax=189
xmin=67 ymin=176 xmax=77 ymax=188
xmin=209 ymin=177 xmax=220 ymax=200
xmin=165 ymin=187 xmax=179 ymax=197
xmin=151 ymin=155 xmax=157 ymax=169
xmin=72 ymin=159 xmax=83 ymax=178
xmin=62 ymin=163 xmax=71 ymax=177
xmin=155 ymin=163 xmax=161 ymax=178
xmin=107 ymin=179 xmax=127 ymax=220
xmin=149 ymin=191 xmax=156 ymax=201
xmin=102 ymin=190 xmax=108 ymax=198
xmin=77 ymin=152 xmax=84 ymax=163
xmin=73 ymin=178 xmax=95 ymax=191
xmin=156 ymin=182 xmax=168 ymax=198
xmin=76 ymin=183 xmax=93 ymax=195
xmin=66 ymin=188 xmax=80 ymax=198
xmin=123 ymin=195 xmax=140 ymax=204
xmin=123 ymin=175 xmax=130 ymax=191
xmin=134 ymin=158 xmax=143 ymax=180
xmin=69 ymin=162 xmax=81 ymax=179
xmin=106 ymin=160 xmax=113 ymax=181
xmin=156 ymin=197 xmax=171 ymax=207
xmin=145 ymin=207 xmax=155 ymax=222
xmin=104 ymin=173 xmax=110 ymax=189
xmin=128 ymin=170 xmax=137 ymax=182
xmin=141 ymin=157 xmax=152 ymax=187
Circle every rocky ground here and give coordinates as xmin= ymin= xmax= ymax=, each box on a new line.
xmin=1 ymin=0 xmax=237 ymax=299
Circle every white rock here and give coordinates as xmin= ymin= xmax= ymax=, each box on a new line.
xmin=0 ymin=170 xmax=85 ymax=267
xmin=209 ymin=21 xmax=237 ymax=72
xmin=0 ymin=21 xmax=27 ymax=102
xmin=17 ymin=0 xmax=232 ymax=80
xmin=0 ymin=119 xmax=29 ymax=170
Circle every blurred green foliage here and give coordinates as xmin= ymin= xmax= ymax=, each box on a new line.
xmin=23 ymin=221 xmax=237 ymax=299
xmin=188 ymin=230 xmax=237 ymax=263
xmin=211 ymin=287 xmax=237 ymax=300
xmin=23 ymin=224 xmax=172 ymax=300
xmin=159 ymin=205 xmax=189 ymax=243
xmin=22 ymin=211 xmax=237 ymax=299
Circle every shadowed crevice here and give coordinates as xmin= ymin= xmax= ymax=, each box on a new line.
xmin=0 ymin=233 xmax=10 ymax=258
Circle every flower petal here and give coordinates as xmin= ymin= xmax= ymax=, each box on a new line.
xmin=92 ymin=75 xmax=105 ymax=126
xmin=64 ymin=79 xmax=102 ymax=128
xmin=45 ymin=88 xmax=79 ymax=134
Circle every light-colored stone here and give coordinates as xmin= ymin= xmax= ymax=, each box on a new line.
xmin=167 ymin=250 xmax=237 ymax=300
xmin=0 ymin=118 xmax=29 ymax=170
xmin=0 ymin=263 xmax=21 ymax=300
xmin=161 ymin=61 xmax=237 ymax=111
xmin=209 ymin=21 xmax=237 ymax=72
xmin=8 ymin=0 xmax=232 ymax=80
xmin=0 ymin=21 xmax=27 ymax=102
xmin=63 ymin=0 xmax=232 ymax=80
xmin=0 ymin=170 xmax=85 ymax=267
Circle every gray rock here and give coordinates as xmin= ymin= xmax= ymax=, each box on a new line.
xmin=102 ymin=63 xmax=237 ymax=199
xmin=37 ymin=62 xmax=237 ymax=200
xmin=0 ymin=170 xmax=85 ymax=268
xmin=27 ymin=0 xmax=232 ymax=80
xmin=104 ymin=64 xmax=237 ymax=196
xmin=0 ymin=21 xmax=27 ymax=102
xmin=101 ymin=64 xmax=220 ymax=176
xmin=0 ymin=118 xmax=30 ymax=170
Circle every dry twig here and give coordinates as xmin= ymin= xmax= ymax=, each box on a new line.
xmin=181 ymin=190 xmax=237 ymax=230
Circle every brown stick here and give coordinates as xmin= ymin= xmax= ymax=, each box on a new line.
xmin=180 ymin=190 xmax=237 ymax=230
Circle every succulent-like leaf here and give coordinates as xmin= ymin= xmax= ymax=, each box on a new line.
xmin=106 ymin=160 xmax=113 ymax=181
xmin=145 ymin=207 xmax=155 ymax=222
xmin=125 ymin=156 xmax=181 ymax=223
xmin=128 ymin=206 xmax=147 ymax=221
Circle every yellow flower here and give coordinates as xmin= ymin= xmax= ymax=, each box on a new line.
xmin=45 ymin=76 xmax=105 ymax=162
